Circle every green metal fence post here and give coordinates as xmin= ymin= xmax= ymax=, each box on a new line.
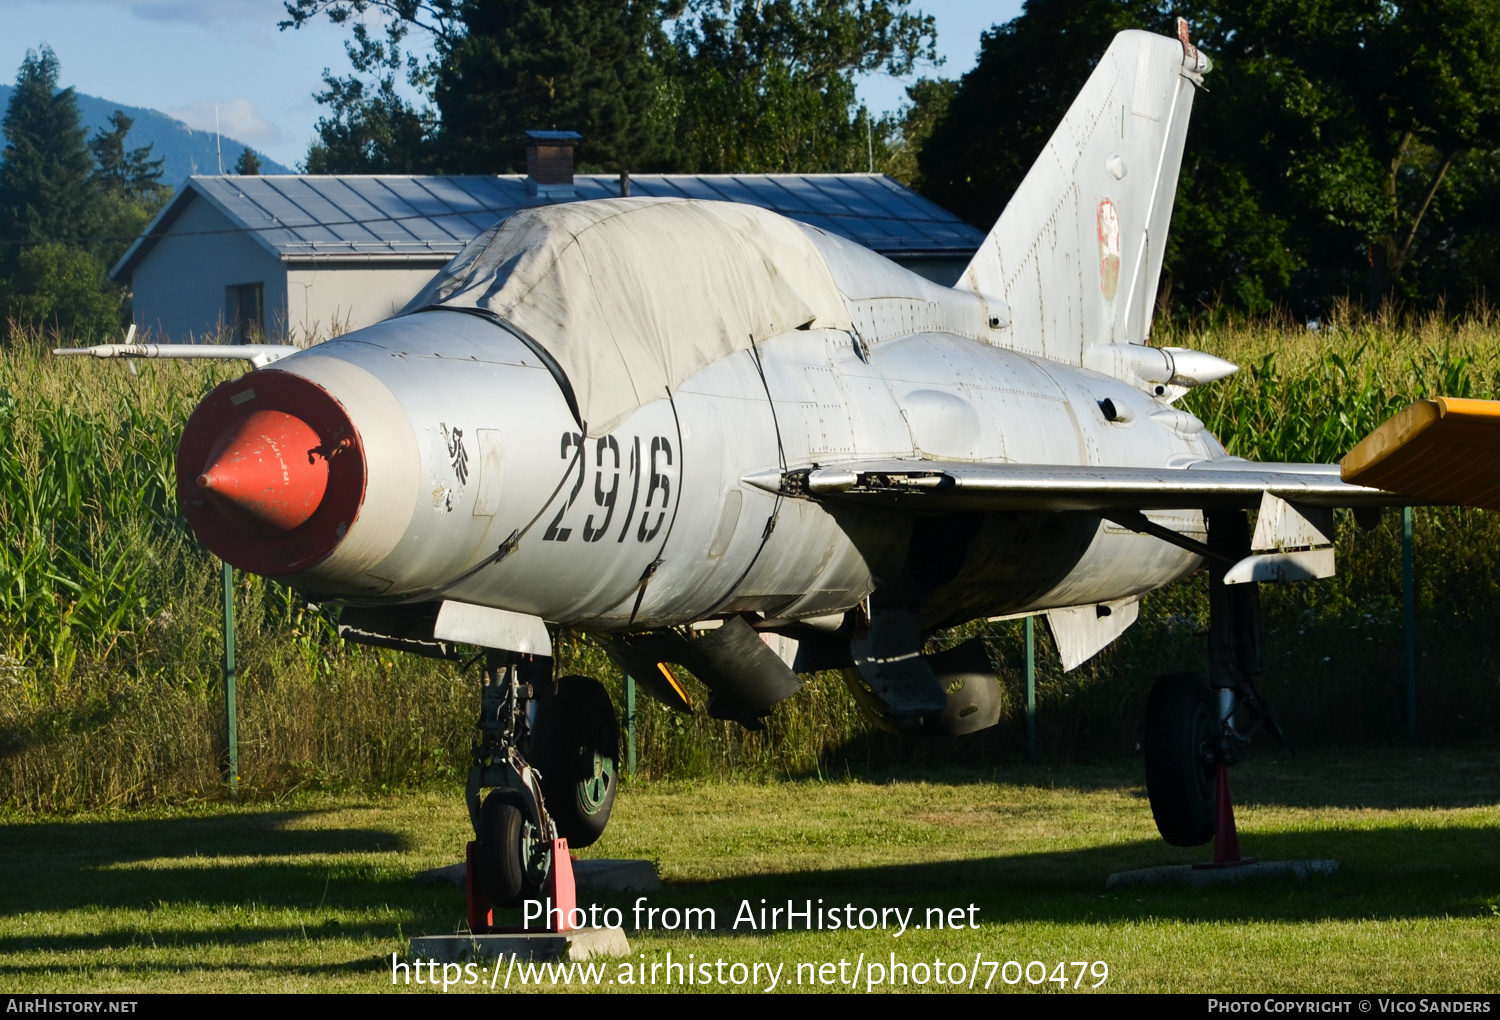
xmin=222 ymin=559 xmax=238 ymax=797
xmin=1025 ymin=615 xmax=1037 ymax=759
xmin=1402 ymin=505 xmax=1417 ymax=741
xmin=625 ymin=673 xmax=637 ymax=778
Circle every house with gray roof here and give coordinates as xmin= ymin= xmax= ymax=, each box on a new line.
xmin=110 ymin=145 xmax=984 ymax=344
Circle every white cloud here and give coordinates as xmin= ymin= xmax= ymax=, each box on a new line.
xmin=167 ymin=97 xmax=281 ymax=145
xmin=121 ymin=0 xmax=286 ymax=26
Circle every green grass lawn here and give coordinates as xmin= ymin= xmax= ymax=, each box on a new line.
xmin=2 ymin=748 xmax=1498 ymax=993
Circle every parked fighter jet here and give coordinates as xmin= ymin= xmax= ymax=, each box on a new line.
xmin=61 ymin=23 xmax=1471 ymax=904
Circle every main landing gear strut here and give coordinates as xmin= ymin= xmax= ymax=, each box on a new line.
xmin=1144 ymin=509 xmax=1287 ymax=860
xmin=466 ymin=652 xmax=621 ymax=923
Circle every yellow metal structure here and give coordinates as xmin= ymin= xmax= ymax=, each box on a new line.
xmin=1341 ymin=397 xmax=1500 ymax=511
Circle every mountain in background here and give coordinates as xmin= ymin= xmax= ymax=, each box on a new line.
xmin=0 ymin=84 xmax=293 ymax=185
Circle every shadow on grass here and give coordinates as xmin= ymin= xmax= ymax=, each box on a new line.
xmin=0 ymin=807 xmax=457 ymax=966
xmin=525 ymin=821 xmax=1500 ymax=936
xmin=804 ymin=745 xmax=1500 ymax=812
xmin=0 ymin=809 xmax=417 ymax=915
xmin=0 ymin=809 xmax=407 ymax=866
xmin=0 ymin=921 xmax=397 ymax=962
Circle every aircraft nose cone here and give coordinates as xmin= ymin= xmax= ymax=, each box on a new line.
xmin=197 ymin=409 xmax=329 ymax=534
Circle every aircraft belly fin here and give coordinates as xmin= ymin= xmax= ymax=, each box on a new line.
xmin=1046 ymin=598 xmax=1140 ymax=671
xmin=433 ymin=601 xmax=552 ymax=656
xmin=924 ymin=638 xmax=1004 ymax=736
xmin=850 ymin=607 xmax=948 ymax=716
xmin=1251 ymin=493 xmax=1335 ymax=551
xmin=604 ymin=618 xmax=804 ymax=726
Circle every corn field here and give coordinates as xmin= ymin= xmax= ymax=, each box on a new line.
xmin=2 ymin=310 xmax=1500 ymax=812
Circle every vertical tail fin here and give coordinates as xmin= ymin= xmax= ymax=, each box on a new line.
xmin=959 ymin=25 xmax=1209 ymax=364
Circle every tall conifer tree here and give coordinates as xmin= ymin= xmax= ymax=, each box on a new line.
xmin=0 ymin=46 xmax=101 ymax=260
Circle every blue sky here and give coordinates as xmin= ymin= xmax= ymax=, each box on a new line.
xmin=0 ymin=0 xmax=1021 ymax=170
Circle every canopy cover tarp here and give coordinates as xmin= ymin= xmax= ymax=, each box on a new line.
xmin=404 ymin=198 xmax=852 ymax=436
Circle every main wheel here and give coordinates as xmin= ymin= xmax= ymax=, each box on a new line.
xmin=1144 ymin=671 xmax=1217 ymax=846
xmin=475 ymin=791 xmax=545 ymax=907
xmin=529 ymin=674 xmax=620 ymax=849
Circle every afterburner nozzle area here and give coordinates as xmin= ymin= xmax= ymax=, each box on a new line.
xmin=177 ymin=370 xmax=367 ymax=576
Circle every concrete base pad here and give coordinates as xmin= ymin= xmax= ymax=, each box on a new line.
xmin=410 ymin=927 xmax=630 ymax=964
xmin=416 ymin=858 xmax=660 ymax=893
xmin=571 ymin=858 xmax=661 ymax=892
xmin=414 ymin=863 xmax=467 ymax=886
xmin=1106 ymin=859 xmax=1338 ymax=890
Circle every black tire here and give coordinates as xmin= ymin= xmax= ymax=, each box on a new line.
xmin=475 ymin=791 xmax=533 ymax=908
xmin=1144 ymin=671 xmax=1217 ymax=846
xmin=529 ymin=674 xmax=620 ymax=849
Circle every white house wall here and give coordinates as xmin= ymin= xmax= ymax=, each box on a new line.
xmin=283 ymin=262 xmax=445 ymax=342
xmin=129 ymin=196 xmax=287 ymax=342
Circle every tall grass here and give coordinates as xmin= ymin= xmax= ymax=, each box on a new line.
xmin=2 ymin=309 xmax=1499 ymax=812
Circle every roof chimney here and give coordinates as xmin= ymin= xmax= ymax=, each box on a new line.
xmin=525 ymin=130 xmax=581 ymax=200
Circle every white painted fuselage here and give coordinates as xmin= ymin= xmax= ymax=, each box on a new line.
xmin=271 ymin=235 xmax=1214 ymax=634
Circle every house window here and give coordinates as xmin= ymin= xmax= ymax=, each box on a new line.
xmin=226 ymin=283 xmax=264 ymax=343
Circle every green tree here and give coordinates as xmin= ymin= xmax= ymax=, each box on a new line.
xmin=0 ymin=46 xmax=102 ymax=258
xmin=0 ymin=46 xmax=135 ymax=336
xmin=435 ymin=0 xmax=677 ymax=173
xmin=1181 ymin=0 xmax=1500 ymax=309
xmin=86 ymin=110 xmax=173 ymax=277
xmin=917 ymin=0 xmax=1500 ymax=315
xmin=285 ymin=0 xmax=936 ymax=176
xmin=88 ymin=111 xmax=167 ymax=203
xmin=233 ymin=148 xmax=263 ymax=175
xmin=664 ymin=0 xmax=935 ymax=174
xmin=917 ymin=0 xmax=1171 ymax=232
xmin=284 ymin=0 xmax=673 ymax=173
xmin=884 ymin=76 xmax=955 ymax=186
xmin=1403 ymin=148 xmax=1500 ymax=307
xmin=0 ymin=242 xmax=120 ymax=335
xmin=302 ymin=19 xmax=437 ymax=173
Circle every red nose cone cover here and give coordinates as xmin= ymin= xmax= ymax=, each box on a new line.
xmin=177 ymin=370 xmax=366 ymax=576
xmin=197 ymin=410 xmax=329 ymax=534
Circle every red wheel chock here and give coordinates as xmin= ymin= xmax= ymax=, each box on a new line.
xmin=466 ymin=840 xmax=492 ymax=934
xmin=549 ymin=838 xmax=577 ymax=931
xmin=1196 ymin=762 xmax=1258 ymax=869
xmin=464 ymin=837 xmax=579 ymax=933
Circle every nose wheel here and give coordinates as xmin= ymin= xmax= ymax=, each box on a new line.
xmin=475 ymin=789 xmax=551 ymax=906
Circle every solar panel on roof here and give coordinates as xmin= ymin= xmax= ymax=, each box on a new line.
xmin=123 ymin=172 xmax=981 ymax=278
xmin=368 ymin=179 xmax=473 ymax=243
xmin=808 ymin=177 xmax=900 ymax=221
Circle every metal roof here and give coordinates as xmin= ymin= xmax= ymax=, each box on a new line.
xmin=111 ymin=173 xmax=984 ymax=281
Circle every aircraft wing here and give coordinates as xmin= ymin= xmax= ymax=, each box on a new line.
xmin=746 ymin=458 xmax=1402 ymax=512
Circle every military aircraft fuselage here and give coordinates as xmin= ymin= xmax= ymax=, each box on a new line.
xmin=181 ymin=274 xmax=1211 ymax=635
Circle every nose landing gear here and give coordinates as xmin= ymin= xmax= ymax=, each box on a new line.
xmin=466 ymin=654 xmax=621 ymax=913
xmin=469 ymin=653 xmax=556 ymax=907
